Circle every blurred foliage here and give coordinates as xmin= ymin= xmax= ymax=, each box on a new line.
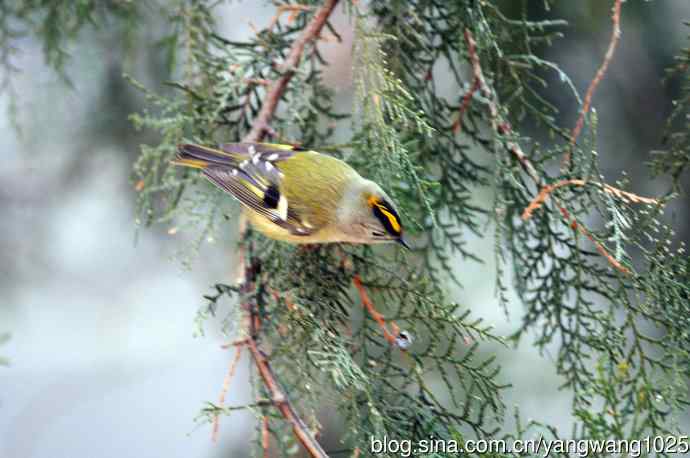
xmin=0 ymin=1 xmax=139 ymax=70
xmin=0 ymin=333 xmax=9 ymax=367
xmin=0 ymin=0 xmax=141 ymax=134
xmin=651 ymin=22 xmax=690 ymax=191
xmin=2 ymin=1 xmax=690 ymax=457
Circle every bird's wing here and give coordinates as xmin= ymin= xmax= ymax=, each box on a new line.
xmin=175 ymin=143 xmax=318 ymax=236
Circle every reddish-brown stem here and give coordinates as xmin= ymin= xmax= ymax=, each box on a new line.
xmin=452 ymin=77 xmax=480 ymax=135
xmin=562 ymin=0 xmax=622 ymax=170
xmin=246 ymin=329 xmax=328 ymax=458
xmin=463 ymin=28 xmax=632 ymax=275
xmin=464 ymin=27 xmax=549 ymax=192
xmin=266 ymin=4 xmax=313 ymax=31
xmin=522 ymin=179 xmax=658 ymax=221
xmin=212 ymin=342 xmax=244 ymax=442
xmin=353 ymin=274 xmax=400 ymax=345
xmin=226 ymin=6 xmax=338 ymax=458
xmin=226 ymin=4 xmax=341 ymax=456
xmin=463 ymin=29 xmax=542 ymax=185
xmin=245 ymin=0 xmax=340 ymax=142
xmin=261 ymin=416 xmax=270 ymax=458
xmin=557 ymin=206 xmax=630 ymax=275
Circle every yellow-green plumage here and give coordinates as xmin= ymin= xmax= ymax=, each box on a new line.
xmin=174 ymin=144 xmax=358 ymax=243
xmin=173 ymin=142 xmax=406 ymax=246
xmin=253 ymin=151 xmax=357 ymax=241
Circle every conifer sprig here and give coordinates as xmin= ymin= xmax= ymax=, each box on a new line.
xmin=3 ymin=1 xmax=689 ymax=456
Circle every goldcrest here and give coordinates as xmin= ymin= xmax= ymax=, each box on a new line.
xmin=173 ymin=143 xmax=409 ymax=247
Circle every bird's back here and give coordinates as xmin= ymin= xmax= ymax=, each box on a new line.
xmin=277 ymin=151 xmax=358 ymax=230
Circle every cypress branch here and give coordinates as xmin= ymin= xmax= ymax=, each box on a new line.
xmin=4 ymin=1 xmax=690 ymax=456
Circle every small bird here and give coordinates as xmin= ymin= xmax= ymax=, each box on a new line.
xmin=173 ymin=143 xmax=409 ymax=247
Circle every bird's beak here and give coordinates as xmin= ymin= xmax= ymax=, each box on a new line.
xmin=397 ymin=236 xmax=410 ymax=250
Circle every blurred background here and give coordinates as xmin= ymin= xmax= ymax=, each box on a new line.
xmin=1 ymin=2 xmax=689 ymax=457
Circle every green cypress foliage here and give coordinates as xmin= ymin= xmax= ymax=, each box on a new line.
xmin=2 ymin=2 xmax=689 ymax=456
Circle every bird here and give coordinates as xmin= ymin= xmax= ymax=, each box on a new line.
xmin=172 ymin=142 xmax=409 ymax=248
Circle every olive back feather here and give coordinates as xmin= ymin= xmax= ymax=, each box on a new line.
xmin=174 ymin=143 xmax=357 ymax=237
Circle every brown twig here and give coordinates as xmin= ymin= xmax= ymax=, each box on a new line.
xmin=246 ymin=320 xmax=328 ymax=457
xmin=231 ymin=247 xmax=327 ymax=457
xmin=520 ymin=177 xmax=658 ymax=276
xmin=245 ymin=0 xmax=340 ymax=142
xmin=599 ymin=183 xmax=659 ymax=205
xmin=463 ymin=28 xmax=631 ymax=275
xmin=222 ymin=3 xmax=340 ymax=456
xmin=270 ymin=287 xmax=297 ymax=312
xmin=265 ymin=4 xmax=313 ymax=31
xmin=463 ymin=29 xmax=542 ymax=186
xmin=233 ymin=244 xmax=327 ymax=457
xmin=212 ymin=342 xmax=244 ymax=442
xmin=562 ymin=0 xmax=622 ymax=170
xmin=557 ymin=205 xmax=630 ymax=275
xmin=353 ymin=274 xmax=400 ymax=345
xmin=244 ymin=78 xmax=272 ymax=86
xmin=452 ymin=77 xmax=480 ymax=135
xmin=522 ymin=179 xmax=659 ymax=221
xmin=261 ymin=416 xmax=270 ymax=458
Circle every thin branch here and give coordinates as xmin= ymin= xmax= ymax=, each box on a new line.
xmin=212 ymin=342 xmax=244 ymax=442
xmin=261 ymin=415 xmax=270 ymax=458
xmin=452 ymin=78 xmax=480 ymax=135
xmin=562 ymin=0 xmax=622 ymax=170
xmin=245 ymin=0 xmax=340 ymax=142
xmin=462 ymin=29 xmax=542 ymax=186
xmin=463 ymin=28 xmax=631 ymax=275
xmin=231 ymin=247 xmax=327 ymax=456
xmin=226 ymin=3 xmax=341 ymax=456
xmin=557 ymin=205 xmax=631 ymax=275
xmin=244 ymin=78 xmax=272 ymax=86
xmin=353 ymin=274 xmax=400 ymax=345
xmin=522 ymin=178 xmax=659 ymax=220
xmin=246 ymin=319 xmax=328 ymax=458
xmin=265 ymin=4 xmax=313 ymax=31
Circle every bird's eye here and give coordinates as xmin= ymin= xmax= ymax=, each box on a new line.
xmin=369 ymin=198 xmax=402 ymax=237
xmin=371 ymin=231 xmax=385 ymax=237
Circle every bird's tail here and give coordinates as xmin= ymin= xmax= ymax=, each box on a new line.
xmin=172 ymin=144 xmax=240 ymax=169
